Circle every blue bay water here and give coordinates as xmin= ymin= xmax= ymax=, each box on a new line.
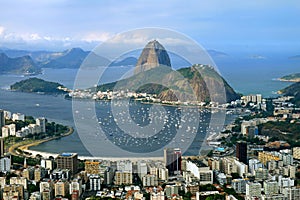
xmin=0 ymin=54 xmax=298 ymax=156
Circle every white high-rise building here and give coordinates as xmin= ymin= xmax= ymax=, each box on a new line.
xmin=41 ymin=159 xmax=54 ymax=170
xmin=89 ymin=175 xmax=101 ymax=191
xmin=1 ymin=126 xmax=9 ymax=138
xmin=117 ymin=160 xmax=132 ymax=173
xmin=12 ymin=113 xmax=25 ymax=121
xmin=234 ymin=160 xmax=248 ymax=177
xmin=0 ymin=157 xmax=11 ymax=173
xmin=36 ymin=117 xmax=46 ymax=133
xmin=249 ymin=159 xmax=263 ymax=175
xmin=2 ymin=124 xmax=16 ymax=137
xmin=137 ymin=161 xmax=148 ymax=179
xmin=158 ymin=167 xmax=168 ymax=181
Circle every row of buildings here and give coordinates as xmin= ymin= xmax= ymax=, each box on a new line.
xmin=0 ymin=109 xmax=46 ymax=138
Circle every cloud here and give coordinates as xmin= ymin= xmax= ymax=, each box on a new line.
xmin=81 ymin=32 xmax=113 ymax=42
xmin=0 ymin=26 xmax=5 ymax=35
xmin=107 ymin=29 xmax=192 ymax=46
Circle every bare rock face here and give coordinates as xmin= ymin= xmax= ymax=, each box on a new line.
xmin=134 ymin=40 xmax=171 ymax=74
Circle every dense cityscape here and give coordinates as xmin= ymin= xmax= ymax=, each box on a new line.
xmin=0 ymin=90 xmax=300 ymax=200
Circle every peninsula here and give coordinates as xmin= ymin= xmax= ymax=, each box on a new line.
xmin=278 ymin=73 xmax=300 ymax=82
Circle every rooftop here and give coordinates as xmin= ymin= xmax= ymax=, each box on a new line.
xmin=60 ymin=153 xmax=77 ymax=157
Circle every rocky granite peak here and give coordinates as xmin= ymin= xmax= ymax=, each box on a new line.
xmin=134 ymin=40 xmax=171 ymax=74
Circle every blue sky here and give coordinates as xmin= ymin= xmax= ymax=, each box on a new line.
xmin=0 ymin=0 xmax=299 ymax=52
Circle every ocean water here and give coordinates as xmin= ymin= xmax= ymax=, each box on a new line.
xmin=0 ymin=54 xmax=298 ymax=157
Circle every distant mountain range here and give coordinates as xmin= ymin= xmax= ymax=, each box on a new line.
xmin=0 ymin=47 xmax=139 ymax=74
xmin=41 ymin=48 xmax=89 ymax=69
xmin=0 ymin=46 xmax=231 ymax=75
xmin=0 ymin=53 xmax=41 ymax=75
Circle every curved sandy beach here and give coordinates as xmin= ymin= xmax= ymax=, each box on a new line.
xmin=8 ymin=126 xmax=74 ymax=157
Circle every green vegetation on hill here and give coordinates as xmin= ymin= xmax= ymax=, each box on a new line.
xmin=10 ymin=78 xmax=67 ymax=94
xmin=279 ymin=73 xmax=300 ymax=82
xmin=280 ymin=82 xmax=300 ymax=106
xmin=259 ymin=120 xmax=300 ymax=147
xmin=95 ymin=65 xmax=239 ymax=103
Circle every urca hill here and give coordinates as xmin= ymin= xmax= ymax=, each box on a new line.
xmin=96 ymin=40 xmax=239 ymax=103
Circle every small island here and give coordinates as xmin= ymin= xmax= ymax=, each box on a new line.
xmin=278 ymin=73 xmax=300 ymax=82
xmin=10 ymin=77 xmax=69 ymax=94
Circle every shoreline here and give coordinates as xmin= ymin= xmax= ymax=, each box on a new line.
xmin=277 ymin=78 xmax=300 ymax=83
xmin=8 ymin=126 xmax=74 ymax=157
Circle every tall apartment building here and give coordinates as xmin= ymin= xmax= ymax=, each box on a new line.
xmin=114 ymin=171 xmax=132 ymax=185
xmin=12 ymin=113 xmax=25 ymax=122
xmin=246 ymin=182 xmax=262 ymax=199
xmin=89 ymin=175 xmax=101 ymax=191
xmin=117 ymin=160 xmax=132 ymax=173
xmin=232 ymin=178 xmax=248 ymax=193
xmin=36 ymin=117 xmax=46 ymax=133
xmin=70 ymin=179 xmax=82 ymax=196
xmin=104 ymin=167 xmax=115 ymax=185
xmin=142 ymin=174 xmax=158 ymax=187
xmin=255 ymin=168 xmax=269 ymax=180
xmin=0 ymin=110 xmax=5 ymax=133
xmin=236 ymin=141 xmax=248 ymax=164
xmin=264 ymin=180 xmax=278 ymax=195
xmin=40 ymin=180 xmax=54 ymax=200
xmin=292 ymin=147 xmax=300 ymax=159
xmin=185 ymin=160 xmax=213 ymax=185
xmin=0 ymin=137 xmax=5 ymax=157
xmin=56 ymin=153 xmax=78 ymax=174
xmin=137 ymin=161 xmax=148 ymax=179
xmin=55 ymin=180 xmax=69 ymax=197
xmin=41 ymin=159 xmax=54 ymax=170
xmin=220 ymin=157 xmax=237 ymax=175
xmin=0 ymin=157 xmax=11 ymax=172
xmin=164 ymin=148 xmax=182 ymax=175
